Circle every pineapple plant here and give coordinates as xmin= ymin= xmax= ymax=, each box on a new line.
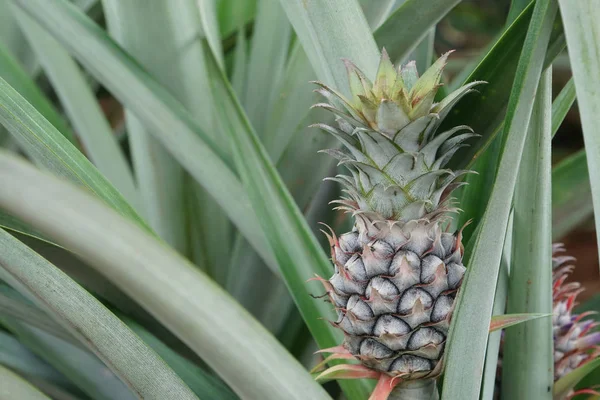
xmin=496 ymin=244 xmax=600 ymax=399
xmin=551 ymin=245 xmax=600 ymax=398
xmin=0 ymin=1 xmax=599 ymax=400
xmin=312 ymin=50 xmax=480 ymax=397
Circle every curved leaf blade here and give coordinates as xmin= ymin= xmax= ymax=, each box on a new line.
xmin=559 ymin=0 xmax=600 ymax=273
xmin=0 ymin=152 xmax=331 ymax=400
xmin=442 ymin=1 xmax=558 ymax=398
xmin=0 ymin=76 xmax=149 ymax=232
xmin=0 ymin=228 xmax=198 ymax=400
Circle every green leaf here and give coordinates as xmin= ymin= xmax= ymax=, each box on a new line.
xmin=458 ymin=76 xmax=576 ymax=245
xmin=197 ymin=0 xmax=225 ymax=69
xmin=120 ymin=316 xmax=239 ymax=400
xmin=374 ymin=0 xmax=460 ymax=62
xmin=442 ymin=1 xmax=558 ymax=398
xmin=443 ymin=2 xmax=564 ymax=170
xmin=559 ymin=0 xmax=600 ymax=272
xmin=203 ymin=45 xmax=369 ymax=400
xmin=481 ymin=217 xmax=512 ymax=400
xmin=12 ymin=0 xmax=276 ymax=269
xmin=552 ymin=150 xmax=592 ymax=240
xmin=501 ymin=69 xmax=554 ymax=400
xmin=359 ymin=0 xmax=396 ymax=29
xmin=0 ymin=363 xmax=52 ymax=400
xmin=0 ymin=227 xmax=199 ymax=399
xmin=554 ymin=358 xmax=600 ymax=399
xmin=0 ymin=41 xmax=75 ymax=145
xmin=0 ymin=152 xmax=331 ymax=400
xmin=0 ymin=76 xmax=150 ymax=233
xmin=277 ymin=0 xmax=379 ymax=97
xmin=216 ymin=0 xmax=256 ymax=38
xmin=243 ymin=0 xmax=291 ymax=137
xmin=0 ymin=287 xmax=81 ymax=349
xmin=552 ymin=78 xmax=575 ymax=138
xmin=489 ymin=313 xmax=551 ymax=332
xmin=13 ymin=8 xmax=139 ymax=208
xmin=0 ymin=330 xmax=74 ymax=391
xmin=0 ymin=316 xmax=136 ymax=400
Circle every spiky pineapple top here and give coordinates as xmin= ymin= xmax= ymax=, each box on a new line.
xmin=312 ymin=50 xmax=481 ymax=222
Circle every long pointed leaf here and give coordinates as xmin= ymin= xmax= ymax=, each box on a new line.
xmin=559 ymin=0 xmax=600 ymax=273
xmin=13 ymin=9 xmax=139 ymax=208
xmin=374 ymin=0 xmax=460 ymax=62
xmin=0 ymin=152 xmax=331 ymax=400
xmin=501 ymin=69 xmax=554 ymax=400
xmin=0 ymin=41 xmax=75 ymax=145
xmin=0 ymin=76 xmax=149 ymax=232
xmin=278 ymin=0 xmax=379 ymax=97
xmin=442 ymin=1 xmax=558 ymax=398
xmin=552 ymin=150 xmax=592 ymax=240
xmin=203 ymin=45 xmax=370 ymax=400
xmin=0 ymin=228 xmax=198 ymax=399
xmin=11 ymin=0 xmax=276 ymax=270
xmin=0 ymin=363 xmax=51 ymax=400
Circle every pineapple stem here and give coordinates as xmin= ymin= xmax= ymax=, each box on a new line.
xmin=388 ymin=379 xmax=439 ymax=400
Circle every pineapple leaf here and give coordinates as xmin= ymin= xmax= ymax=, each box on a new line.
xmin=442 ymin=1 xmax=565 ymax=171
xmin=0 ymin=363 xmax=52 ymax=400
xmin=374 ymin=0 xmax=460 ymax=62
xmin=553 ymin=358 xmax=600 ymax=399
xmin=551 ymin=78 xmax=575 ymax=138
xmin=11 ymin=0 xmax=278 ymax=271
xmin=13 ymin=8 xmax=139 ymax=209
xmin=0 ymin=151 xmax=331 ymax=400
xmin=202 ymin=42 xmax=371 ymax=400
xmin=559 ymin=0 xmax=600 ymax=274
xmin=0 ymin=227 xmax=199 ymax=399
xmin=277 ymin=0 xmax=379 ymax=98
xmin=0 ymin=40 xmax=76 ymax=146
xmin=552 ymin=150 xmax=592 ymax=240
xmin=489 ymin=313 xmax=552 ymax=332
xmin=442 ymin=0 xmax=558 ymax=398
xmin=0 ymin=76 xmax=150 ymax=233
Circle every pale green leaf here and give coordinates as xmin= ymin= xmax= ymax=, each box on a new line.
xmin=13 ymin=8 xmax=139 ymax=208
xmin=0 ymin=76 xmax=150 ymax=233
xmin=243 ymin=0 xmax=291 ymax=136
xmin=11 ymin=0 xmax=276 ymax=269
xmin=0 ymin=363 xmax=51 ymax=400
xmin=278 ymin=0 xmax=379 ymax=97
xmin=203 ymin=46 xmax=369 ymax=400
xmin=552 ymin=150 xmax=592 ymax=240
xmin=0 ymin=152 xmax=331 ymax=400
xmin=0 ymin=41 xmax=75 ymax=145
xmin=442 ymin=1 xmax=558 ymax=398
xmin=0 ymin=227 xmax=198 ymax=399
xmin=558 ymin=0 xmax=600 ymax=272
xmin=552 ymin=78 xmax=575 ymax=138
xmin=0 ymin=317 xmax=136 ymax=400
xmin=501 ymin=70 xmax=553 ymax=400
xmin=374 ymin=0 xmax=460 ymax=62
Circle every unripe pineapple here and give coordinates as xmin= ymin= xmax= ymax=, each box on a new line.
xmin=313 ymin=50 xmax=481 ymax=382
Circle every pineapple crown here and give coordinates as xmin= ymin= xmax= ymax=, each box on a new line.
xmin=312 ymin=49 xmax=483 ymax=222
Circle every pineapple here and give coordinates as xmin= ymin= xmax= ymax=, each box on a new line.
xmin=496 ymin=244 xmax=600 ymax=399
xmin=313 ymin=50 xmax=481 ymax=384
xmin=551 ymin=244 xmax=600 ymax=392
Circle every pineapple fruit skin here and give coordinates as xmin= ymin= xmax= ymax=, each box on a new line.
xmin=314 ymin=49 xmax=481 ymax=380
xmin=326 ymin=218 xmax=465 ymax=379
